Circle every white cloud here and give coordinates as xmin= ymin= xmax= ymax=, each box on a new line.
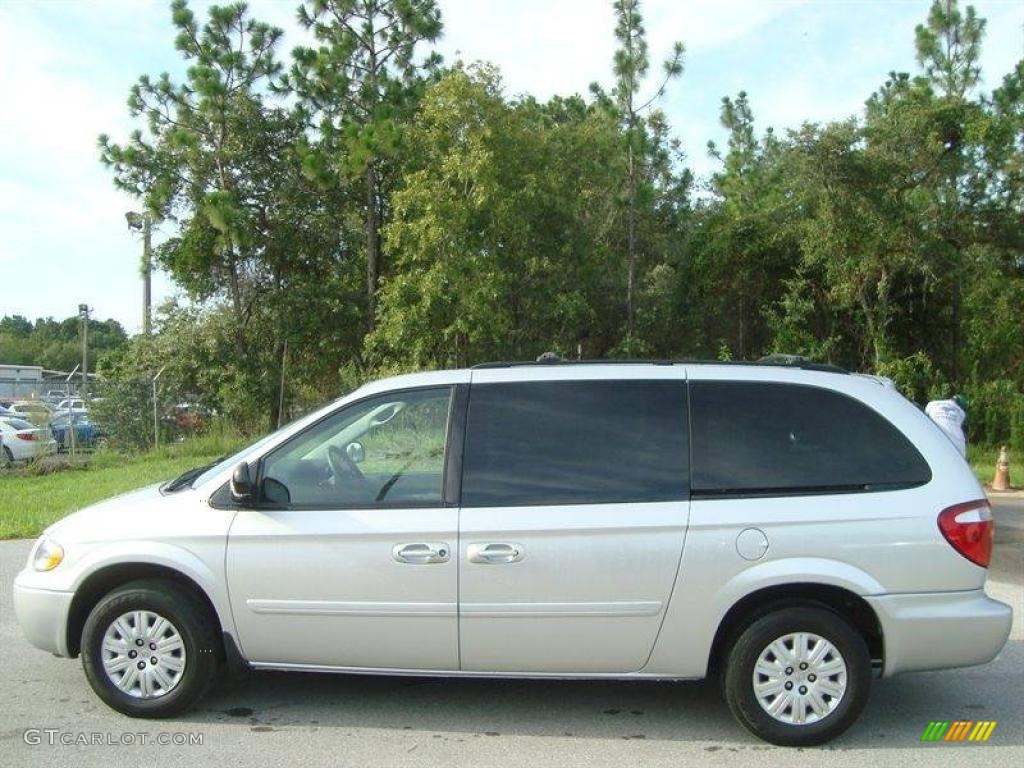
xmin=436 ymin=0 xmax=806 ymax=101
xmin=0 ymin=2 xmax=148 ymax=329
xmin=644 ymin=0 xmax=806 ymax=52
xmin=436 ymin=0 xmax=616 ymax=99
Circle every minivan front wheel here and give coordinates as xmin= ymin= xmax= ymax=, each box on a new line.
xmin=724 ymin=606 xmax=870 ymax=746
xmin=81 ymin=579 xmax=220 ymax=717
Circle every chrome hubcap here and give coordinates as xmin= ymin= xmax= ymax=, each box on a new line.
xmin=101 ymin=611 xmax=186 ymax=699
xmin=753 ymin=632 xmax=847 ymax=725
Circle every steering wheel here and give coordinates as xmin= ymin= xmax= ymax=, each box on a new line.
xmin=327 ymin=444 xmax=368 ymax=488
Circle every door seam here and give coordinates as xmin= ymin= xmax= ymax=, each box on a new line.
xmin=638 ymin=373 xmax=691 ymax=672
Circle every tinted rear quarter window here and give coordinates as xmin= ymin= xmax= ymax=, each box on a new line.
xmin=689 ymin=381 xmax=931 ymax=495
xmin=463 ymin=380 xmax=689 ymax=506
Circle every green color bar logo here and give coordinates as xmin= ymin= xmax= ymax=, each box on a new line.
xmin=921 ymin=721 xmax=997 ymax=742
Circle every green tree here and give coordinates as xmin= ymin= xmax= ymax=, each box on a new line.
xmin=100 ymin=1 xmax=357 ymax=427
xmin=608 ymin=0 xmax=683 ymax=349
xmin=696 ymin=92 xmax=800 ymax=360
xmin=913 ymin=0 xmax=987 ymax=382
xmin=99 ymin=1 xmax=284 ymax=354
xmin=788 ymin=119 xmax=932 ymax=368
xmin=0 ymin=316 xmax=32 ymax=337
xmin=915 ymin=0 xmax=985 ymax=99
xmin=0 ymin=316 xmax=128 ymax=373
xmin=370 ymin=67 xmax=624 ymax=367
xmin=288 ymin=0 xmax=443 ymax=332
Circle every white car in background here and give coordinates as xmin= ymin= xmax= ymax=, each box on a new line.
xmin=0 ymin=416 xmax=58 ymax=465
xmin=42 ymin=389 xmax=70 ymax=406
xmin=6 ymin=400 xmax=54 ymax=425
xmin=56 ymin=398 xmax=88 ymax=413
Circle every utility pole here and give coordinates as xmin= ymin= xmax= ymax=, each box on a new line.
xmin=78 ymin=304 xmax=91 ymax=398
xmin=152 ymin=366 xmax=166 ymax=450
xmin=65 ymin=365 xmax=79 ymax=459
xmin=125 ymin=211 xmax=153 ymax=334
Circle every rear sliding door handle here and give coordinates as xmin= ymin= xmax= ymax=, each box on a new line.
xmin=467 ymin=542 xmax=524 ymax=564
xmin=393 ymin=542 xmax=450 ymax=564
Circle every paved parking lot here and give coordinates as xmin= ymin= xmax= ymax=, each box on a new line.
xmin=1 ymin=536 xmax=1020 ymax=768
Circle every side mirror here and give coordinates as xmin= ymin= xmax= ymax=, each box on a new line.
xmin=345 ymin=441 xmax=365 ymax=464
xmin=230 ymin=462 xmax=254 ymax=505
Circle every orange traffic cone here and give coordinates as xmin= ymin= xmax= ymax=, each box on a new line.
xmin=991 ymin=446 xmax=1011 ymax=492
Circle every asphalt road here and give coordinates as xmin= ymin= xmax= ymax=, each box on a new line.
xmin=992 ymin=495 xmax=1024 ymax=543
xmin=1 ymin=536 xmax=1021 ymax=768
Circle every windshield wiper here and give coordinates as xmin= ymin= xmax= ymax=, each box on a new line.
xmin=162 ymin=458 xmax=224 ymax=493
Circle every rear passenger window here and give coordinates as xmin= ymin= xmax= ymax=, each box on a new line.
xmin=689 ymin=381 xmax=931 ymax=496
xmin=462 ymin=380 xmax=689 ymax=506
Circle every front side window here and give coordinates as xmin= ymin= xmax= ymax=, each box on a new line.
xmin=689 ymin=381 xmax=931 ymax=496
xmin=462 ymin=380 xmax=689 ymax=507
xmin=261 ymin=387 xmax=453 ymax=508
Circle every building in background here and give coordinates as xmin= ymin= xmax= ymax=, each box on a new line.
xmin=0 ymin=365 xmax=90 ymax=401
xmin=0 ymin=364 xmax=44 ymax=400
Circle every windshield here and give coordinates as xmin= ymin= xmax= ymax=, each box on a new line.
xmin=182 ymin=432 xmax=281 ymax=491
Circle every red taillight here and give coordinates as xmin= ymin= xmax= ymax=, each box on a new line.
xmin=16 ymin=431 xmax=37 ymax=442
xmin=938 ymin=499 xmax=994 ymax=568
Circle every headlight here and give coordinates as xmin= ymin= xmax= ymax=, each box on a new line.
xmin=32 ymin=537 xmax=64 ymax=572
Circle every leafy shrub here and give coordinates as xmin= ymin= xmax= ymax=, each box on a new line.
xmin=874 ymin=352 xmax=948 ymax=405
xmin=89 ymin=379 xmax=161 ymax=452
xmin=962 ymin=379 xmax=1024 ymax=453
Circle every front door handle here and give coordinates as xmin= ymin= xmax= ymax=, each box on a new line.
xmin=467 ymin=542 xmax=524 ymax=564
xmin=393 ymin=542 xmax=450 ymax=564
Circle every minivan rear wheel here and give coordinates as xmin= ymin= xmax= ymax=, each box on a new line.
xmin=81 ymin=579 xmax=221 ymax=717
xmin=723 ymin=606 xmax=870 ymax=746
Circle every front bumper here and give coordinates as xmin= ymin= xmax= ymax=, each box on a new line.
xmin=866 ymin=589 xmax=1012 ymax=676
xmin=13 ymin=572 xmax=74 ymax=657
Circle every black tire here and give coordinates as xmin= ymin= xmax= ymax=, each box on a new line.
xmin=81 ymin=579 xmax=221 ymax=718
xmin=2 ymin=446 xmax=13 ymax=468
xmin=723 ymin=606 xmax=871 ymax=746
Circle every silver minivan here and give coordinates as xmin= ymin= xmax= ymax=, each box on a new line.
xmin=14 ymin=360 xmax=1012 ymax=745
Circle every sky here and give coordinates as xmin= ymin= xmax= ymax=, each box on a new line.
xmin=0 ymin=0 xmax=1021 ymax=335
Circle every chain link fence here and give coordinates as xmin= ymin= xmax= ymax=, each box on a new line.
xmin=89 ymin=378 xmax=208 ymax=452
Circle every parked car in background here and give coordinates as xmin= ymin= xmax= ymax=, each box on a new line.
xmin=174 ymin=402 xmax=206 ymax=432
xmin=6 ymin=401 xmax=54 ymax=425
xmin=12 ymin=360 xmax=1011 ymax=745
xmin=41 ymin=389 xmax=70 ymax=406
xmin=50 ymin=412 xmax=103 ymax=452
xmin=0 ymin=416 xmax=57 ymax=465
xmin=51 ymin=409 xmax=88 ymax=423
xmin=56 ymin=398 xmax=87 ymax=413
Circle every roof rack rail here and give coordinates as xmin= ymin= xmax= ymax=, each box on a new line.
xmin=471 ymin=359 xmax=675 ymax=369
xmin=471 ymin=355 xmax=848 ymax=374
xmin=755 ymin=354 xmax=848 ymax=374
